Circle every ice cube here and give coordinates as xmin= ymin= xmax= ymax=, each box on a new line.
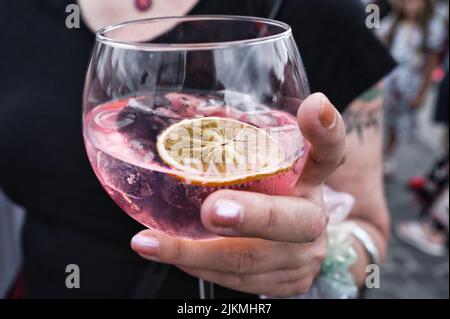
xmin=117 ymin=105 xmax=168 ymax=139
xmin=161 ymin=175 xmax=207 ymax=212
xmin=97 ymin=152 xmax=156 ymax=199
xmin=165 ymin=93 xmax=202 ymax=117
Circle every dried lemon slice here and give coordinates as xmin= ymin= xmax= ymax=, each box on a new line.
xmin=156 ymin=117 xmax=293 ymax=186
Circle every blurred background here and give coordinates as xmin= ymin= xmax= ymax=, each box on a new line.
xmin=365 ymin=0 xmax=449 ymax=299
xmin=0 ymin=0 xmax=448 ymax=299
xmin=368 ymin=82 xmax=449 ymax=298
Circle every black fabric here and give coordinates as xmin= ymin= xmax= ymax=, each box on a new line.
xmin=374 ymin=0 xmax=393 ymax=19
xmin=0 ymin=0 xmax=395 ymax=298
xmin=435 ymin=70 xmax=449 ymax=125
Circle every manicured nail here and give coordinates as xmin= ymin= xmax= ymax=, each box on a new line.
xmin=212 ymin=199 xmax=244 ymax=227
xmin=319 ymin=96 xmax=336 ymax=129
xmin=131 ymin=234 xmax=159 ymax=256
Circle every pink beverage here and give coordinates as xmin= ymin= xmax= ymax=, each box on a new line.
xmin=84 ymin=92 xmax=308 ymax=239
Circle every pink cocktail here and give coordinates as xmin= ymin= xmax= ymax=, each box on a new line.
xmin=84 ymin=92 xmax=308 ymax=239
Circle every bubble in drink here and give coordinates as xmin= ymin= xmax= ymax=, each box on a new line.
xmin=84 ymin=92 xmax=308 ymax=239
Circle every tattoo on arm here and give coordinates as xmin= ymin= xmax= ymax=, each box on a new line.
xmin=343 ymin=86 xmax=383 ymax=142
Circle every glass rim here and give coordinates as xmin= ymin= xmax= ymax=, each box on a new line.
xmin=96 ymin=15 xmax=292 ymax=51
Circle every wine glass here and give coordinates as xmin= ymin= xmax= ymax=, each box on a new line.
xmin=82 ymin=15 xmax=310 ymax=298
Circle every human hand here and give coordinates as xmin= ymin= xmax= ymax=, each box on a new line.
xmin=131 ymin=93 xmax=347 ymax=297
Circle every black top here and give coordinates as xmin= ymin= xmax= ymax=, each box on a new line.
xmin=0 ymin=0 xmax=395 ymax=298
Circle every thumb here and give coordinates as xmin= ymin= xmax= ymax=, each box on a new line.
xmin=295 ymin=93 xmax=346 ymax=191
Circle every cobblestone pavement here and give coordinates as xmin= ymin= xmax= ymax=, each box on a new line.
xmin=366 ymin=90 xmax=449 ymax=299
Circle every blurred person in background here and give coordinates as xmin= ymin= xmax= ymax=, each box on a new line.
xmin=378 ymin=0 xmax=447 ymax=176
xmin=397 ymin=51 xmax=449 ymax=257
xmin=392 ymin=0 xmax=449 ymax=257
xmin=0 ymin=0 xmax=394 ymax=298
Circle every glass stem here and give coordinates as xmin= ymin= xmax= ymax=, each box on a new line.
xmin=198 ymin=279 xmax=215 ymax=299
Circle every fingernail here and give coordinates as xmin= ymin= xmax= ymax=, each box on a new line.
xmin=319 ymin=96 xmax=336 ymax=129
xmin=131 ymin=234 xmax=159 ymax=256
xmin=212 ymin=199 xmax=244 ymax=228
